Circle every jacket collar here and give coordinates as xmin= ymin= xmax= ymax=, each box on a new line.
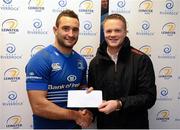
xmin=96 ymin=36 xmax=131 ymax=62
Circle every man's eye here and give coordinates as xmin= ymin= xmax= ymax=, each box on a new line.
xmin=115 ymin=29 xmax=121 ymax=33
xmin=73 ymin=28 xmax=79 ymax=32
xmin=62 ymin=27 xmax=70 ymax=31
xmin=106 ymin=30 xmax=111 ymax=33
xmin=115 ymin=29 xmax=124 ymax=33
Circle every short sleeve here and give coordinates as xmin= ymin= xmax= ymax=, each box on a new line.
xmin=25 ymin=50 xmax=52 ymax=90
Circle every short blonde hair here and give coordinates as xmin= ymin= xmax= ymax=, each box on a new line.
xmin=103 ymin=13 xmax=127 ymax=30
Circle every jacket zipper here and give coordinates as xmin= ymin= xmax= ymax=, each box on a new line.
xmin=115 ymin=63 xmax=117 ymax=72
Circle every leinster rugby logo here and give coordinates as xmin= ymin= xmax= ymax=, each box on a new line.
xmin=67 ymin=75 xmax=76 ymax=82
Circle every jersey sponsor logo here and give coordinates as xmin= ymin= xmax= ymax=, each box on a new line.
xmin=48 ymin=83 xmax=80 ymax=90
xmin=51 ymin=63 xmax=62 ymax=71
xmin=26 ymin=72 xmax=42 ymax=80
xmin=67 ymin=75 xmax=77 ymax=82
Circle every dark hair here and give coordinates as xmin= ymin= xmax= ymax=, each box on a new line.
xmin=55 ymin=9 xmax=79 ymax=27
xmin=103 ymin=13 xmax=127 ymax=30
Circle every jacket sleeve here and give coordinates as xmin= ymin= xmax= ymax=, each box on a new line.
xmin=121 ymin=55 xmax=157 ymax=112
xmin=87 ymin=59 xmax=99 ymax=118
xmin=88 ymin=59 xmax=96 ymax=88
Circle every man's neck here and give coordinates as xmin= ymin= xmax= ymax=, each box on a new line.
xmin=107 ymin=46 xmax=121 ymax=55
xmin=54 ymin=42 xmax=72 ymax=55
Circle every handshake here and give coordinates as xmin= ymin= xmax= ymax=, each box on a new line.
xmin=75 ymin=109 xmax=93 ymax=128
xmin=68 ymin=87 xmax=122 ymax=128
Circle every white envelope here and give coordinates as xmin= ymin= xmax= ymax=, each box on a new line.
xmin=67 ymin=90 xmax=102 ymax=108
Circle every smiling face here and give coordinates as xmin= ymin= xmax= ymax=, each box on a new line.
xmin=53 ymin=16 xmax=79 ymax=49
xmin=103 ymin=18 xmax=127 ymax=50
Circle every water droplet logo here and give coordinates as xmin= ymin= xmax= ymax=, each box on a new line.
xmin=6 ymin=43 xmax=16 ymax=53
xmin=58 ymin=0 xmax=67 ymax=7
xmin=166 ymin=0 xmax=174 ymax=9
xmin=163 ymin=44 xmax=171 ymax=54
xmin=33 ymin=19 xmax=42 ymax=29
xmin=160 ymin=88 xmax=168 ymax=96
xmin=8 ymin=91 xmax=17 ymax=100
xmin=142 ymin=21 xmax=150 ymax=30
xmin=83 ymin=21 xmax=92 ymax=31
xmin=3 ymin=0 xmax=12 ymax=4
xmin=117 ymin=0 xmax=126 ymax=8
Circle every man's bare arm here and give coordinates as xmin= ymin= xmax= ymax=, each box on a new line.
xmin=27 ymin=90 xmax=80 ymax=120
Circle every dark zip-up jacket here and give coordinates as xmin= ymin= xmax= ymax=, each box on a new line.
xmin=88 ymin=37 xmax=156 ymax=129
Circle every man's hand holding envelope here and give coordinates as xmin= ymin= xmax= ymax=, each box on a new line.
xmin=67 ymin=87 xmax=102 ymax=108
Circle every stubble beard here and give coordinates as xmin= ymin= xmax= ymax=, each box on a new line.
xmin=57 ymin=37 xmax=77 ymax=49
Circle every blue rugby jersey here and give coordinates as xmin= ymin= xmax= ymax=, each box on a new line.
xmin=25 ymin=45 xmax=87 ymax=129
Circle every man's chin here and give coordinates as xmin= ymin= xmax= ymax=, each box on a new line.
xmin=109 ymin=43 xmax=119 ymax=46
xmin=65 ymin=44 xmax=75 ymax=49
xmin=64 ymin=45 xmax=73 ymax=49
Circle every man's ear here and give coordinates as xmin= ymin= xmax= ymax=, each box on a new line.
xmin=53 ymin=26 xmax=57 ymax=34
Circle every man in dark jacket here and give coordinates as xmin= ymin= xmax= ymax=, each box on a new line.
xmin=88 ymin=13 xmax=156 ymax=129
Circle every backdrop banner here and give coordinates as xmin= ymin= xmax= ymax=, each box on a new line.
xmin=0 ymin=0 xmax=179 ymax=129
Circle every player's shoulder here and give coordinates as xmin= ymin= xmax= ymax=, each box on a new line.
xmin=29 ymin=45 xmax=53 ymax=64
xmin=73 ymin=50 xmax=86 ymax=60
xmin=130 ymin=47 xmax=144 ymax=56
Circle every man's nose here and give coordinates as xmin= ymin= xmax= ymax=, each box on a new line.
xmin=110 ymin=31 xmax=116 ymax=36
xmin=68 ymin=30 xmax=74 ymax=37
